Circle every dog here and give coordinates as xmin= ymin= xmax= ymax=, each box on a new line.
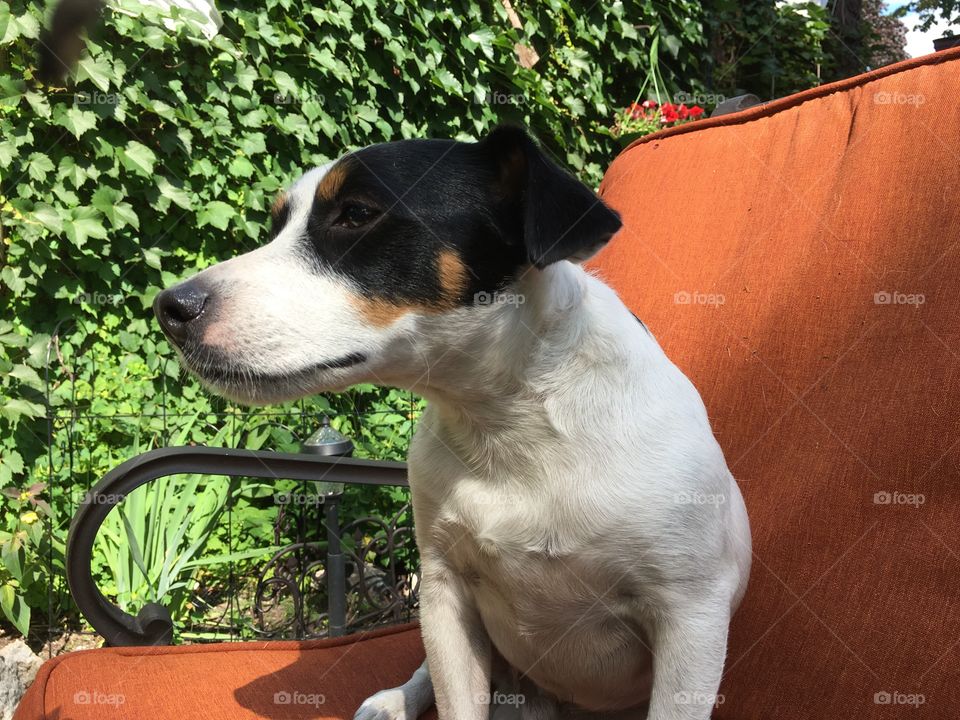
xmin=154 ymin=125 xmax=752 ymax=720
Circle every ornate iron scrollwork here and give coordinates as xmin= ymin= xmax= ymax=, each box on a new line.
xmin=66 ymin=446 xmax=411 ymax=646
xmin=252 ymin=501 xmax=419 ymax=639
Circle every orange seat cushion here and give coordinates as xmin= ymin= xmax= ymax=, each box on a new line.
xmin=592 ymin=47 xmax=960 ymax=719
xmin=14 ymin=622 xmax=434 ymax=720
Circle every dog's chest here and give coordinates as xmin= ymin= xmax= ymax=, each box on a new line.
xmin=428 ymin=479 xmax=634 ymax=627
xmin=429 ymin=492 xmax=652 ymax=702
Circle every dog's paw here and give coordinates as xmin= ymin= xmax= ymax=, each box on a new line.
xmin=354 ymin=688 xmax=410 ymax=720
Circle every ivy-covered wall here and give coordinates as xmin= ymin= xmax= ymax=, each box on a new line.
xmin=0 ymin=0 xmax=709 ymax=636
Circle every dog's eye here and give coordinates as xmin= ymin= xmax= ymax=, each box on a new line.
xmin=333 ymin=203 xmax=377 ymax=229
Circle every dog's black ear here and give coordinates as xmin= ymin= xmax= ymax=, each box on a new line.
xmin=483 ymin=125 xmax=621 ymax=269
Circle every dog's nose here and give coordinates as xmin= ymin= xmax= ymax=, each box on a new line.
xmin=153 ymin=283 xmax=209 ymax=346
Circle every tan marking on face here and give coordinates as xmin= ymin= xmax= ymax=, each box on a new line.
xmin=316 ymin=159 xmax=353 ymax=201
xmin=355 ymin=298 xmax=411 ymax=328
xmin=437 ymin=249 xmax=468 ymax=305
xmin=351 ymin=250 xmax=468 ymax=328
xmin=270 ymin=192 xmax=288 ymax=219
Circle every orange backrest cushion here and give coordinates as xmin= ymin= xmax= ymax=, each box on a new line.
xmin=591 ymin=47 xmax=960 ymax=719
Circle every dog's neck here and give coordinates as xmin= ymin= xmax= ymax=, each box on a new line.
xmin=410 ymin=262 xmax=587 ymax=401
xmin=399 ymin=261 xmax=633 ymax=472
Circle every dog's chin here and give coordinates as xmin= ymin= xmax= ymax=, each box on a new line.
xmin=177 ymin=350 xmax=368 ymax=406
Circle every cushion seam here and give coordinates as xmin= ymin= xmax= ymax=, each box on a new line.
xmin=50 ymin=622 xmax=419 ymax=661
xmin=619 ymin=46 xmax=960 ymax=152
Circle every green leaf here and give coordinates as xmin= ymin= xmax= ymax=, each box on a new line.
xmin=24 ymin=91 xmax=51 ymax=118
xmin=228 ymin=155 xmax=255 ymax=178
xmin=196 ymin=200 xmax=235 ymax=230
xmin=7 ymin=366 xmax=40 ymax=389
xmin=238 ymin=133 xmax=266 ymax=156
xmin=661 ymin=33 xmax=681 ymax=59
xmin=118 ymin=140 xmax=157 ymax=177
xmin=106 ymin=202 xmax=139 ymax=230
xmin=30 ymin=203 xmax=63 ymax=233
xmin=432 ymin=68 xmax=462 ymax=95
xmin=64 ymin=206 xmax=108 ymax=247
xmin=0 ymin=397 xmax=45 ymax=423
xmin=355 ymin=104 xmax=378 ymax=123
xmin=76 ymin=55 xmax=113 ymax=93
xmin=1 ymin=266 xmax=26 ymax=293
xmin=59 ymin=157 xmax=87 ymax=188
xmin=0 ymin=3 xmax=17 ymax=45
xmin=0 ymin=586 xmax=16 ymax=626
xmin=14 ymin=11 xmax=39 ymax=40
xmin=466 ymin=28 xmax=496 ymax=60
xmin=142 ymin=247 xmax=162 ymax=269
xmin=57 ymin=107 xmax=98 ymax=139
xmin=235 ymin=64 xmax=257 ymax=92
xmin=156 ymin=176 xmax=192 ymax=210
xmin=272 ymin=70 xmax=298 ymax=98
xmin=90 ymin=186 xmax=138 ymax=229
xmin=0 ymin=76 xmax=23 ymax=107
xmin=1 ymin=448 xmax=24 ymax=473
xmin=0 ymin=140 xmax=14 ymax=167
xmin=26 ymin=153 xmax=54 ymax=182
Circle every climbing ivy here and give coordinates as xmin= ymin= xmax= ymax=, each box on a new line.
xmin=0 ymin=0 xmax=708 ymax=636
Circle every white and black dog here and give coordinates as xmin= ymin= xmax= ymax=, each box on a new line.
xmin=154 ymin=126 xmax=751 ymax=720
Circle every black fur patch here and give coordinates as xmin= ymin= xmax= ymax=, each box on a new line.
xmin=302 ymin=127 xmax=621 ymax=309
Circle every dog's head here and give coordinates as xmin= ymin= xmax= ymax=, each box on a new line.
xmin=154 ymin=126 xmax=621 ymax=403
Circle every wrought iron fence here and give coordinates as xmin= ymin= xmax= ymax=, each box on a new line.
xmin=38 ymin=319 xmax=421 ymax=646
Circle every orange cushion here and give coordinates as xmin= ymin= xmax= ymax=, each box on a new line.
xmin=592 ymin=47 xmax=960 ymax=719
xmin=14 ymin=622 xmax=434 ymax=720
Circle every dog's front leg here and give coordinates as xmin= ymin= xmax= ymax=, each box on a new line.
xmin=419 ymin=552 xmax=491 ymax=720
xmin=646 ymin=601 xmax=730 ymax=720
xmin=354 ymin=660 xmax=434 ymax=720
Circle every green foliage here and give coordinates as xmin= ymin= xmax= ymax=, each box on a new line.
xmin=0 ymin=482 xmax=53 ymax=635
xmin=895 ymin=0 xmax=960 ymax=32
xmin=93 ymin=421 xmax=281 ymax=622
xmin=705 ymin=0 xmax=831 ymax=100
xmin=0 ymin=0 xmax=711 ymax=638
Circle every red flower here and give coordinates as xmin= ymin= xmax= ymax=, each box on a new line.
xmin=689 ymin=106 xmax=705 ymax=119
xmin=660 ymin=102 xmax=676 ymax=114
xmin=642 ymin=99 xmax=658 ymax=110
xmin=626 ymin=102 xmax=643 ymax=119
xmin=677 ymin=103 xmax=690 ymax=120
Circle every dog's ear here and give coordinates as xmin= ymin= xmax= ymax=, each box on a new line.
xmin=482 ymin=125 xmax=621 ymax=269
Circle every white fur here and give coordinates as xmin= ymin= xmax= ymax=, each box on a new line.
xmin=376 ymin=263 xmax=752 ymax=720
xmin=173 ymin=162 xmax=752 ymax=720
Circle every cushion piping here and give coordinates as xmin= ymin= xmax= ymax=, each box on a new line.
xmin=620 ymin=45 xmax=960 ymax=152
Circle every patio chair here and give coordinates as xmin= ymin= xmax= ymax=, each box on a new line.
xmin=15 ymin=44 xmax=960 ymax=720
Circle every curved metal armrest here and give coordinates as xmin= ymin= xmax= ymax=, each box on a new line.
xmin=66 ymin=446 xmax=408 ymax=647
